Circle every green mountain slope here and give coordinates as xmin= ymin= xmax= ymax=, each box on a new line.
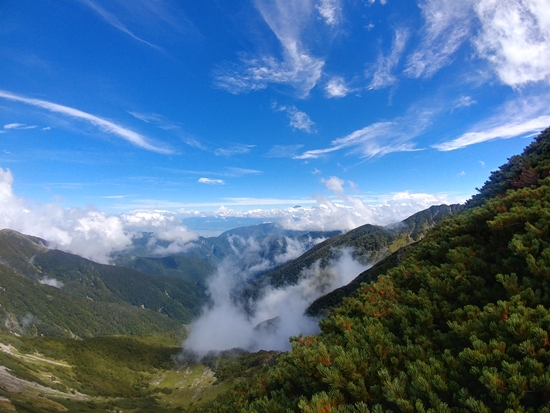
xmin=0 ymin=331 xmax=263 ymax=412
xmin=245 ymin=204 xmax=461 ymax=294
xmin=200 ymin=128 xmax=550 ymax=412
xmin=0 ymin=229 xmax=208 ymax=337
xmin=306 ymin=245 xmax=411 ymax=317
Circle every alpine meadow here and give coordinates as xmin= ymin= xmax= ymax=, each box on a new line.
xmin=1 ymin=1 xmax=550 ymax=412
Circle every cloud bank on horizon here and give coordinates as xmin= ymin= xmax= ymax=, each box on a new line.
xmin=0 ymin=0 xmax=549 ymax=246
xmin=0 ymin=166 xmax=457 ymax=263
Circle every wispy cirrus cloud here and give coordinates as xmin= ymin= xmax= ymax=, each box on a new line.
xmin=266 ymin=144 xmax=304 ymax=158
xmin=273 ymin=103 xmax=315 ymax=133
xmin=214 ymin=144 xmax=255 ymax=157
xmin=433 ymin=116 xmax=550 ymax=151
xmin=226 ymin=167 xmax=262 ymax=177
xmin=0 ymin=90 xmax=171 ymax=154
xmin=295 ymin=107 xmax=434 ymax=159
xmin=79 ymin=0 xmax=162 ymax=51
xmin=433 ymin=95 xmax=550 ymax=151
xmin=316 ymin=0 xmax=342 ymax=26
xmin=368 ymin=28 xmax=409 ymax=89
xmin=127 ymin=111 xmax=176 ymax=129
xmin=453 ymin=95 xmax=477 ymax=109
xmin=214 ymin=0 xmax=325 ymax=98
xmin=198 ymin=178 xmax=225 ymax=185
xmin=4 ymin=123 xmax=37 ymax=130
xmin=473 ymin=0 xmax=550 ymax=87
xmin=404 ymin=0 xmax=550 ymax=87
xmin=405 ymin=0 xmax=473 ymax=78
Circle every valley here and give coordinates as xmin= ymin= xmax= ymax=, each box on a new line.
xmin=0 ymin=193 xmax=459 ymax=411
xmin=0 ymin=128 xmax=548 ymax=411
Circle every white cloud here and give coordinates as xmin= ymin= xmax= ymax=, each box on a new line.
xmin=0 ymin=169 xmax=132 ymax=263
xmin=0 ymin=169 xmax=197 ymax=262
xmin=321 ymin=176 xmax=345 ymax=194
xmin=214 ymin=1 xmax=325 ymax=98
xmin=405 ymin=0 xmax=473 ymax=78
xmin=288 ymin=108 xmax=315 ymax=133
xmin=295 ymin=114 xmax=429 ymax=159
xmin=273 ymin=103 xmax=316 ymax=133
xmin=80 ymin=0 xmax=162 ymax=51
xmin=433 ymin=115 xmax=550 ymax=151
xmin=473 ymin=0 xmax=550 ymax=86
xmin=266 ymin=144 xmax=304 ymax=158
xmin=276 ymin=190 xmax=457 ymax=231
xmin=453 ymin=95 xmax=477 ymax=109
xmin=198 ymin=177 xmax=225 ymax=185
xmin=368 ymin=28 xmax=408 ymax=89
xmin=121 ymin=210 xmax=198 ymax=255
xmin=226 ymin=167 xmax=262 ymax=176
xmin=184 ymin=240 xmax=366 ymax=356
xmin=39 ymin=277 xmax=64 ymax=289
xmin=214 ymin=144 xmax=255 ymax=156
xmin=433 ymin=95 xmax=550 ymax=151
xmin=316 ymin=0 xmax=341 ymax=26
xmin=403 ymin=0 xmax=550 ymax=86
xmin=325 ymin=76 xmax=351 ymax=98
xmin=0 ymin=90 xmax=171 ymax=154
xmin=4 ymin=123 xmax=37 ymax=130
xmin=177 ymin=189 xmax=462 ymax=232
xmin=127 ymin=111 xmax=179 ymax=131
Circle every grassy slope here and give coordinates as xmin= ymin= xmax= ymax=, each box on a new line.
xmin=0 ymin=331 xmax=274 ymax=413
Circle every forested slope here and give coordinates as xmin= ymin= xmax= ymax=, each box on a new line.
xmin=201 ymin=128 xmax=550 ymax=412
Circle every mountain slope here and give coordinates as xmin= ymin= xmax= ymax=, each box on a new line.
xmin=114 ymin=223 xmax=340 ymax=280
xmin=201 ymin=128 xmax=550 ymax=412
xmin=0 ymin=229 xmax=208 ymax=337
xmin=306 ymin=245 xmax=411 ymax=317
xmin=247 ymin=204 xmax=461 ymax=292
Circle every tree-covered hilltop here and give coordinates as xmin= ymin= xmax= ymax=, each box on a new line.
xmin=201 ymin=127 xmax=550 ymax=412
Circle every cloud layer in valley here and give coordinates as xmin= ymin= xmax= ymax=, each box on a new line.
xmin=183 ymin=237 xmax=368 ymax=356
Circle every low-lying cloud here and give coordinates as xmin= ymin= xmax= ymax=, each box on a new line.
xmin=38 ymin=277 xmax=64 ymax=289
xmin=183 ymin=242 xmax=368 ymax=357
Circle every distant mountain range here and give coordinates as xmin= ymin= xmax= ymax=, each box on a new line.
xmin=0 ymin=204 xmax=463 ymax=339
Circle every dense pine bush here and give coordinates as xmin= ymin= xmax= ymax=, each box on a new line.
xmin=201 ymin=127 xmax=550 ymax=412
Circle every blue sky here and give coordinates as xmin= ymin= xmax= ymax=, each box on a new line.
xmin=1 ymin=0 xmax=549 ymax=258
